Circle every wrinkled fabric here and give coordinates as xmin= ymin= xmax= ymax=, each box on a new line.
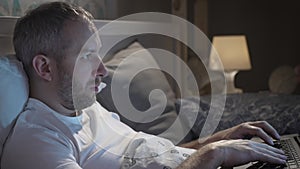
xmin=2 ymin=98 xmax=195 ymax=169
xmin=176 ymin=93 xmax=300 ymax=138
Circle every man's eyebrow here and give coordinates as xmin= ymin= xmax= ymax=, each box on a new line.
xmin=81 ymin=48 xmax=99 ymax=53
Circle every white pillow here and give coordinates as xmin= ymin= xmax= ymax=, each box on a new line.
xmin=0 ymin=54 xmax=29 ymax=158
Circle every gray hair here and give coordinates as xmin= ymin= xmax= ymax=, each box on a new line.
xmin=13 ymin=1 xmax=94 ymax=75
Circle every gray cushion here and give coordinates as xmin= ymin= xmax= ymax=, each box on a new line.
xmin=97 ymin=42 xmax=193 ymax=143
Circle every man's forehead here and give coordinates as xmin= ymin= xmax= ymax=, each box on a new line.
xmin=83 ymin=35 xmax=102 ymax=52
xmin=62 ymin=20 xmax=101 ymax=51
xmin=80 ymin=25 xmax=101 ymax=52
xmin=86 ymin=33 xmax=101 ymax=48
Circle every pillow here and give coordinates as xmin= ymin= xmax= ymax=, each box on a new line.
xmin=97 ymin=42 xmax=194 ymax=144
xmin=0 ymin=55 xmax=29 ymax=158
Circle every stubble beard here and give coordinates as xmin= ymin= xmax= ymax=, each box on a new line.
xmin=58 ymin=70 xmax=96 ymax=111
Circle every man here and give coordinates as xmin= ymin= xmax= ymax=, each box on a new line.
xmin=1 ymin=2 xmax=286 ymax=169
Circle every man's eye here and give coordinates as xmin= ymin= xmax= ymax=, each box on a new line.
xmin=82 ymin=53 xmax=92 ymax=60
xmin=81 ymin=53 xmax=101 ymax=60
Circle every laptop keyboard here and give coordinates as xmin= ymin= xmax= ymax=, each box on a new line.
xmin=246 ymin=161 xmax=287 ymax=169
xmin=279 ymin=139 xmax=300 ymax=168
xmin=246 ymin=137 xmax=300 ymax=169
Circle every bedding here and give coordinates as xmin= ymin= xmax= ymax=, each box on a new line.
xmin=96 ymin=40 xmax=300 ymax=143
xmin=176 ymin=93 xmax=300 ymax=139
xmin=0 ymin=54 xmax=29 ymax=159
xmin=97 ymin=42 xmax=194 ymax=144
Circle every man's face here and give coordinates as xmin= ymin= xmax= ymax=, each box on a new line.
xmin=57 ymin=20 xmax=106 ymax=111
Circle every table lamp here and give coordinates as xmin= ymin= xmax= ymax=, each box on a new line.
xmin=209 ymin=35 xmax=251 ymax=93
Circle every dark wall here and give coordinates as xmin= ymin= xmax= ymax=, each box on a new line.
xmin=116 ymin=0 xmax=171 ymax=17
xmin=208 ymin=0 xmax=300 ymax=92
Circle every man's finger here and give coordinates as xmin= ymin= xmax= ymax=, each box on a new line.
xmin=254 ymin=142 xmax=286 ymax=156
xmin=248 ymin=121 xmax=280 ymax=140
xmin=247 ymin=125 xmax=274 ymax=145
xmin=252 ymin=144 xmax=287 ymax=164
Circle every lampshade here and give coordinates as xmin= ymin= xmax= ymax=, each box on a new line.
xmin=209 ymin=35 xmax=251 ymax=71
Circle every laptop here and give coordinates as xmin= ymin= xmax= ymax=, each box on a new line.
xmin=234 ymin=134 xmax=300 ymax=169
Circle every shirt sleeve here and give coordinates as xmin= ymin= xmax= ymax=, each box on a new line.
xmin=1 ymin=126 xmax=82 ymax=169
xmin=121 ymin=132 xmax=196 ymax=169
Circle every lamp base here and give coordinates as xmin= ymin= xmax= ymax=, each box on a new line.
xmin=224 ymin=71 xmax=243 ymax=94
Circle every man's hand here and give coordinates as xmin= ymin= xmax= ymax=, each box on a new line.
xmin=215 ymin=139 xmax=286 ymax=167
xmin=180 ymin=121 xmax=280 ymax=149
xmin=211 ymin=121 xmax=280 ymax=145
xmin=177 ymin=139 xmax=287 ymax=169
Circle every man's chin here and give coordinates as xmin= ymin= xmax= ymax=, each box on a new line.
xmin=73 ymin=96 xmax=96 ymax=111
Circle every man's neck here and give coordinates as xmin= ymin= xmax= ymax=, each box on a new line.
xmin=30 ymin=84 xmax=77 ymax=117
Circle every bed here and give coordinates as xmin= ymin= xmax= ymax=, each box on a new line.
xmin=96 ymin=40 xmax=300 ymax=144
xmin=1 ymin=16 xmax=300 ymax=157
xmin=92 ymin=18 xmax=300 ymax=145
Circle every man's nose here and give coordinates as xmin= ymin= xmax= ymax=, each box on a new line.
xmin=96 ymin=61 xmax=108 ymax=77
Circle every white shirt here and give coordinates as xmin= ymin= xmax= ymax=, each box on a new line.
xmin=1 ymin=98 xmax=195 ymax=169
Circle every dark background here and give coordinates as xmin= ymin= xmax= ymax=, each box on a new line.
xmin=207 ymin=0 xmax=300 ymax=92
xmin=105 ymin=0 xmax=300 ymax=92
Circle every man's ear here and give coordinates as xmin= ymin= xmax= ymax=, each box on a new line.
xmin=32 ymin=55 xmax=53 ymax=81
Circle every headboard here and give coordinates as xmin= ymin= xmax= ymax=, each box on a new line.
xmin=0 ymin=16 xmax=17 ymax=55
xmin=0 ymin=16 xmax=176 ymax=59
